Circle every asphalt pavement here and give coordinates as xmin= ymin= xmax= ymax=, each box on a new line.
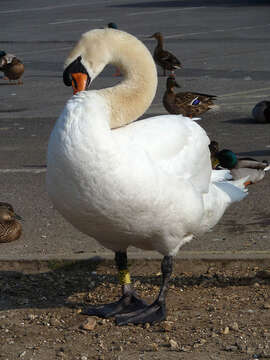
xmin=0 ymin=0 xmax=270 ymax=261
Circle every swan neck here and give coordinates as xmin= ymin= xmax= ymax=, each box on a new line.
xmin=100 ymin=35 xmax=158 ymax=129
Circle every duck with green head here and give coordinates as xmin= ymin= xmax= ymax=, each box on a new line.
xmin=209 ymin=141 xmax=270 ymax=184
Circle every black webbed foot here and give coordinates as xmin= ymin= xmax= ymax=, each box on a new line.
xmin=82 ymin=292 xmax=148 ymax=318
xmin=115 ymin=300 xmax=166 ymax=325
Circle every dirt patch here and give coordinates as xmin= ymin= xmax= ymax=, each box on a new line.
xmin=0 ymin=259 xmax=269 ymax=360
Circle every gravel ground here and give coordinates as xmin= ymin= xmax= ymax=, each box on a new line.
xmin=0 ymin=259 xmax=269 ymax=360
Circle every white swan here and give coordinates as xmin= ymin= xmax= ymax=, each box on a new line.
xmin=46 ymin=28 xmax=247 ymax=325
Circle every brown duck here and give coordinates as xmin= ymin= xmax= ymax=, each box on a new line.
xmin=0 ymin=202 xmax=22 ymax=243
xmin=0 ymin=52 xmax=24 ymax=84
xmin=163 ymin=76 xmax=217 ymax=117
xmin=150 ymin=32 xmax=182 ymax=76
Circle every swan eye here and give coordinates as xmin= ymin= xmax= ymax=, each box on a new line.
xmin=190 ymin=98 xmax=200 ymax=106
xmin=63 ymin=56 xmax=90 ymax=87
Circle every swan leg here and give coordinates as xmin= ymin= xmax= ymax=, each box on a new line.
xmin=116 ymin=255 xmax=173 ymax=325
xmin=82 ymin=251 xmax=147 ymax=318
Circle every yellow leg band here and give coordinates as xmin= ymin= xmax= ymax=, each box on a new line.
xmin=118 ymin=269 xmax=131 ymax=285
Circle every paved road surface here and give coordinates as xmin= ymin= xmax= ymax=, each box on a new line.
xmin=0 ymin=0 xmax=270 ymax=260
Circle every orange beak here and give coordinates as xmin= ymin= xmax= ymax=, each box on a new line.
xmin=71 ymin=73 xmax=88 ymax=94
xmin=244 ymin=180 xmax=252 ymax=187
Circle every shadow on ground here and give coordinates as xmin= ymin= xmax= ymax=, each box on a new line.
xmin=0 ymin=258 xmax=269 ymax=312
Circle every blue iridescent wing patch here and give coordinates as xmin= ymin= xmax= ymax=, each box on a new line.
xmin=190 ymin=97 xmax=200 ymax=106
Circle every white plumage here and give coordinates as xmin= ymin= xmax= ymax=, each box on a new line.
xmin=46 ymin=28 xmax=248 ymax=325
xmin=47 ymin=28 xmax=247 ymax=257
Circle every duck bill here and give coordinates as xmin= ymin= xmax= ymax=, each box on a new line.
xmin=15 ymin=213 xmax=23 ymax=221
xmin=71 ymin=73 xmax=89 ymax=94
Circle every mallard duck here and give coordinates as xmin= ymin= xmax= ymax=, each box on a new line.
xmin=252 ymin=101 xmax=270 ymax=123
xmin=150 ymin=32 xmax=182 ymax=76
xmin=0 ymin=202 xmax=22 ymax=243
xmin=163 ymin=76 xmax=217 ymax=117
xmin=0 ymin=52 xmax=24 ymax=84
xmin=47 ymin=28 xmax=248 ymax=326
xmin=209 ymin=141 xmax=270 ymax=184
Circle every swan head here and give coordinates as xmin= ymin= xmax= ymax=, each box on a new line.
xmin=63 ymin=56 xmax=91 ymax=94
xmin=63 ymin=29 xmax=117 ymax=94
xmin=62 ymin=28 xmax=158 ymax=127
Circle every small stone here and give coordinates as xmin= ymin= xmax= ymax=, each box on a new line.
xmin=224 ymin=345 xmax=238 ymax=352
xmin=223 ymin=326 xmax=230 ymax=335
xmin=229 ymin=322 xmax=239 ymax=331
xmin=193 ymin=339 xmax=206 ymax=348
xmin=19 ymin=351 xmax=26 ymax=358
xmin=115 ymin=345 xmax=123 ymax=352
xmin=162 ymin=321 xmax=173 ymax=332
xmin=169 ymin=339 xmax=179 ymax=349
xmin=81 ymin=356 xmax=88 ymax=360
xmin=181 ymin=345 xmax=191 ymax=352
xmin=81 ymin=317 xmax=97 ymax=331
xmin=150 ymin=343 xmax=158 ymax=351
xmin=144 ymin=323 xmax=150 ymax=329
xmin=253 ymin=282 xmax=260 ymax=288
xmin=50 ymin=318 xmax=60 ymax=326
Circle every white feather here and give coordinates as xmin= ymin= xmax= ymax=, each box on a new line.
xmin=46 ymin=29 xmax=248 ymax=257
xmin=211 ymin=169 xmax=232 ymax=182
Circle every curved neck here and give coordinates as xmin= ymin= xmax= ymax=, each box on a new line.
xmin=65 ymin=29 xmax=158 ymax=129
xmin=101 ymin=42 xmax=157 ymax=128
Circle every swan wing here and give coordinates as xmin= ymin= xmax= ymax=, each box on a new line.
xmin=113 ymin=114 xmax=211 ymax=194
